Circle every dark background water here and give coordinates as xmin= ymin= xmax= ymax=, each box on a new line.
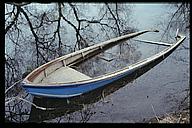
xmin=5 ymin=3 xmax=189 ymax=123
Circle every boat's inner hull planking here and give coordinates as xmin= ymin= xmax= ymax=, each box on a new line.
xmin=24 ymin=30 xmax=185 ymax=88
xmin=41 ymin=67 xmax=92 ymax=84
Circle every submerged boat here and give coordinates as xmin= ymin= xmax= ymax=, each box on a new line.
xmin=22 ymin=29 xmax=186 ymax=98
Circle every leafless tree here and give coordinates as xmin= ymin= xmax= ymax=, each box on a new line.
xmin=160 ymin=3 xmax=190 ymax=41
xmin=5 ymin=2 xmax=135 ymax=122
xmin=158 ymin=3 xmax=190 ymax=112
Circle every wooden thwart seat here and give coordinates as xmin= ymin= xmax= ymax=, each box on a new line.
xmin=134 ymin=39 xmax=172 ymax=46
xmin=41 ymin=66 xmax=92 ymax=84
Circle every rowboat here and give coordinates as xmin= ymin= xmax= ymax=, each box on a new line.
xmin=22 ymin=29 xmax=186 ymax=98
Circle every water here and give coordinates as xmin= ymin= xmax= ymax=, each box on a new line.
xmin=5 ymin=3 xmax=189 ymax=123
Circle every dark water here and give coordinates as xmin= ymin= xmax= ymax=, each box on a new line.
xmin=5 ymin=4 xmax=189 ymax=123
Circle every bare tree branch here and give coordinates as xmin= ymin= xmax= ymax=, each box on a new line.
xmin=5 ymin=6 xmax=21 ymax=34
xmin=105 ymin=3 xmax=121 ymax=36
xmin=160 ymin=4 xmax=183 ymax=41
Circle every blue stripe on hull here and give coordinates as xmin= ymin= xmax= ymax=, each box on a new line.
xmin=23 ymin=70 xmax=134 ymax=98
xmin=22 ymin=35 xmax=186 ymax=98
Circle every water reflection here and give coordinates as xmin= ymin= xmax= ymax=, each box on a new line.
xmin=5 ymin=3 xmax=189 ymax=123
xmin=5 ymin=31 xmax=178 ymax=122
xmin=5 ymin=91 xmax=32 ymax=123
xmin=28 ymin=43 xmax=172 ymax=122
xmin=75 ymin=40 xmax=142 ymax=77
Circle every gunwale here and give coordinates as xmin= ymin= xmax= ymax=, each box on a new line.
xmin=22 ymin=31 xmax=186 ymax=87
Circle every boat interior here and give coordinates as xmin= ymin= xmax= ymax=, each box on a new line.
xmin=27 ymin=35 xmax=177 ymax=85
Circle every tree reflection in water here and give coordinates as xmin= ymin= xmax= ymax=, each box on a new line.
xmin=4 ymin=3 xmax=189 ymax=123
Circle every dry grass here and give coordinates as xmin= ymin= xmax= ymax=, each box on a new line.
xmin=147 ymin=109 xmax=189 ymax=123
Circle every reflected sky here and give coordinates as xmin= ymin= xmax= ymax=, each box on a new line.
xmin=5 ymin=3 xmax=189 ymax=123
xmin=132 ymin=3 xmax=169 ymax=29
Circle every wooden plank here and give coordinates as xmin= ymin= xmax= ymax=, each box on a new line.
xmin=134 ymin=39 xmax=172 ymax=46
xmin=41 ymin=67 xmax=92 ymax=84
xmin=45 ymin=61 xmax=63 ymax=76
xmin=33 ymin=71 xmax=45 ymax=84
xmin=98 ymin=56 xmax=114 ymax=62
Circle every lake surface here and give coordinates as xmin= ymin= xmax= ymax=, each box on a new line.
xmin=5 ymin=3 xmax=189 ymax=123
